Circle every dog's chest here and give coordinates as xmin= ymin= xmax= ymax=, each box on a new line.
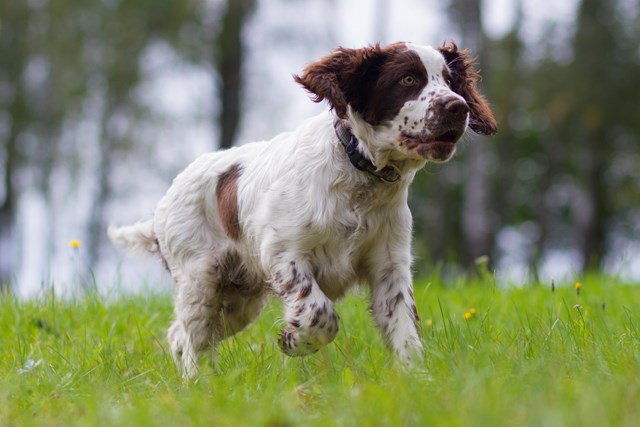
xmin=308 ymin=196 xmax=392 ymax=300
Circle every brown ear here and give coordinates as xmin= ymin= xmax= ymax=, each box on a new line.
xmin=293 ymin=45 xmax=383 ymax=118
xmin=438 ymin=42 xmax=497 ymax=135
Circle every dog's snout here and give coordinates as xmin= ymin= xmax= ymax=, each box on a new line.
xmin=443 ymin=98 xmax=469 ymax=116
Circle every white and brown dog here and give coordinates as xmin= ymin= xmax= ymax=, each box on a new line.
xmin=109 ymin=41 xmax=497 ymax=377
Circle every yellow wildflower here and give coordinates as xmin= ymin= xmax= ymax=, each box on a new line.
xmin=464 ymin=312 xmax=472 ymax=320
xmin=470 ymin=308 xmax=477 ymax=315
xmin=69 ymin=240 xmax=81 ymax=249
xmin=575 ymin=282 xmax=582 ymax=290
xmin=425 ymin=319 xmax=433 ymax=327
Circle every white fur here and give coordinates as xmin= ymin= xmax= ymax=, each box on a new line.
xmin=107 ymin=221 xmax=157 ymax=254
xmin=110 ymin=44 xmax=470 ymax=377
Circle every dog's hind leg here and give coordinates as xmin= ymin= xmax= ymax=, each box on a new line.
xmin=168 ymin=252 xmax=267 ymax=378
xmin=212 ymin=254 xmax=268 ymax=347
xmin=217 ymin=288 xmax=267 ymax=340
xmin=168 ymin=261 xmax=223 ymax=379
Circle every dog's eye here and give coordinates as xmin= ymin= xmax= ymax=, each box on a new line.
xmin=400 ymin=75 xmax=416 ymax=86
xmin=443 ymin=73 xmax=453 ymax=86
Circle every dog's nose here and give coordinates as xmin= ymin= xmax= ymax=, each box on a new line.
xmin=443 ymin=98 xmax=469 ymax=116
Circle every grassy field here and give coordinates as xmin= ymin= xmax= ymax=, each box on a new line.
xmin=1 ymin=274 xmax=639 ymax=427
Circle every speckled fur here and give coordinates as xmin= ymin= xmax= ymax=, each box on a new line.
xmin=108 ymin=41 xmax=496 ymax=378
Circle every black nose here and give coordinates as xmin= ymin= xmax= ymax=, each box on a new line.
xmin=436 ymin=97 xmax=469 ymax=116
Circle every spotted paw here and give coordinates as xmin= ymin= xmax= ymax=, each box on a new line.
xmin=278 ymin=327 xmax=323 ymax=356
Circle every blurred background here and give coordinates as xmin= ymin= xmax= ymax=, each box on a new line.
xmin=1 ymin=0 xmax=639 ymax=297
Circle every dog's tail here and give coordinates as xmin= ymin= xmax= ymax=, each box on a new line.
xmin=107 ymin=220 xmax=159 ymax=255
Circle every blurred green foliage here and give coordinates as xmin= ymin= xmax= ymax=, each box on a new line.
xmin=1 ymin=0 xmax=639 ymax=287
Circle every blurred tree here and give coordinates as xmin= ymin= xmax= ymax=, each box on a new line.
xmin=479 ymin=0 xmax=640 ymax=276
xmin=3 ymin=0 xmax=640 ymax=292
xmin=0 ymin=0 xmax=258 ymax=290
xmin=33 ymin=0 xmax=93 ymax=281
xmin=528 ymin=0 xmax=640 ymax=272
xmin=0 ymin=2 xmax=32 ymax=288
xmin=448 ymin=0 xmax=496 ymax=268
xmin=567 ymin=0 xmax=632 ymax=271
xmin=478 ymin=2 xmax=546 ymax=278
xmin=414 ymin=0 xmax=640 ymax=277
xmin=411 ymin=0 xmax=497 ymax=272
xmin=84 ymin=0 xmax=201 ymax=275
xmin=215 ymin=0 xmax=256 ymax=149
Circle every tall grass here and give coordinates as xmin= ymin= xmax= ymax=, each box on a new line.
xmin=1 ymin=275 xmax=639 ymax=426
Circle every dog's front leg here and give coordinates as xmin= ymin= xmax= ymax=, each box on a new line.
xmin=271 ymin=260 xmax=339 ymax=356
xmin=369 ymin=246 xmax=424 ymax=365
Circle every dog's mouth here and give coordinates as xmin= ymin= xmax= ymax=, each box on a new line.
xmin=400 ymin=128 xmax=464 ymax=162
xmin=430 ymin=129 xmax=462 ymax=144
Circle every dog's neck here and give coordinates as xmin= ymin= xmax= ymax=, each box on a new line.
xmin=333 ymin=118 xmax=401 ymax=184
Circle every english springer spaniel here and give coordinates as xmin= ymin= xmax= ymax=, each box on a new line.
xmin=109 ymin=41 xmax=497 ymax=377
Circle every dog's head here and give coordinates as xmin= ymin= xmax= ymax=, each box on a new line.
xmin=294 ymin=41 xmax=497 ymax=165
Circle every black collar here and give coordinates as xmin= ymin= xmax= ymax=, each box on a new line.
xmin=333 ymin=119 xmax=400 ymax=183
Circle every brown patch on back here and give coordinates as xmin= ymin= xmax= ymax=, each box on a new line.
xmin=216 ymin=164 xmax=242 ymax=240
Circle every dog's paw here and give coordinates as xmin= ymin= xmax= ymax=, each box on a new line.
xmin=278 ymin=301 xmax=340 ymax=356
xmin=278 ymin=327 xmax=322 ymax=356
xmin=278 ymin=320 xmax=340 ymax=356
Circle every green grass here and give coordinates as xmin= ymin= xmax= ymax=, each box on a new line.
xmin=1 ymin=275 xmax=639 ymax=426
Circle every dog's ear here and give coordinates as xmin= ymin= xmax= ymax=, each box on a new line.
xmin=294 ymin=45 xmax=384 ymax=119
xmin=438 ymin=42 xmax=497 ymax=135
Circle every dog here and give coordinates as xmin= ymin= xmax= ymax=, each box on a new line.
xmin=109 ymin=41 xmax=497 ymax=377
